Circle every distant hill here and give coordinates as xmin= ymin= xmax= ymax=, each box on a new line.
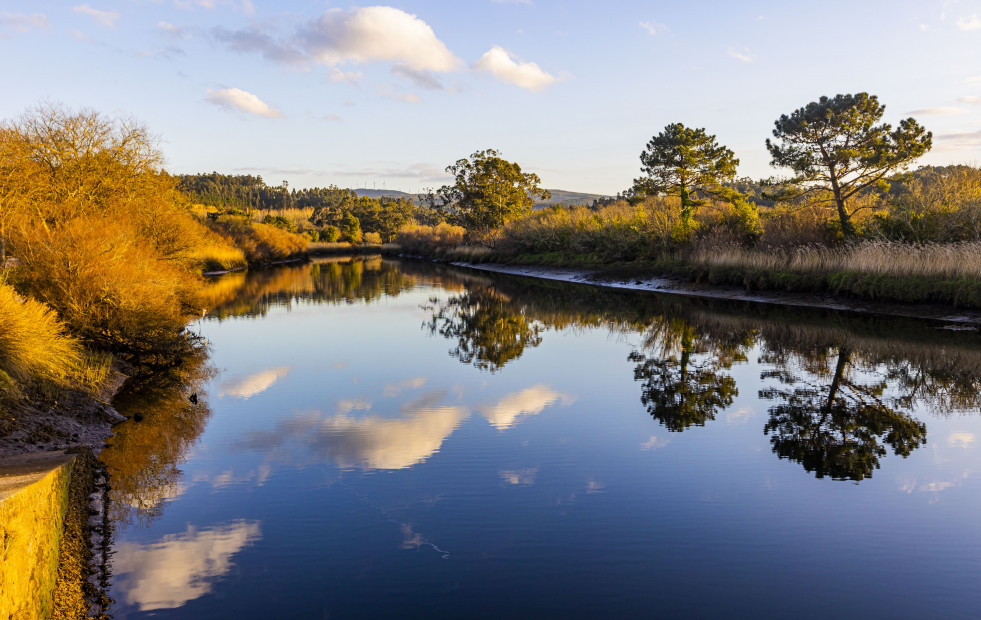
xmin=353 ymin=188 xmax=610 ymax=208
xmin=353 ymin=188 xmax=416 ymax=200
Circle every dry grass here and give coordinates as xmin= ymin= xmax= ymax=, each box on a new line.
xmin=205 ymin=216 xmax=309 ymax=264
xmin=395 ymin=223 xmax=468 ymax=253
xmin=253 ymin=207 xmax=315 ymax=232
xmin=691 ymin=241 xmax=981 ymax=279
xmin=0 ymin=281 xmax=91 ymax=396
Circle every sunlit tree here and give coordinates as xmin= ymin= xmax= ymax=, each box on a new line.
xmin=766 ymin=92 xmax=932 ymax=237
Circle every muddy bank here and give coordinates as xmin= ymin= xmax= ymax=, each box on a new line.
xmin=0 ymin=370 xmax=127 ymax=460
xmin=453 ymin=262 xmax=981 ymax=327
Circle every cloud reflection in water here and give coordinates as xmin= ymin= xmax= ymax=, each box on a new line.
xmin=239 ymin=390 xmax=470 ymax=470
xmin=113 ymin=520 xmax=262 ymax=611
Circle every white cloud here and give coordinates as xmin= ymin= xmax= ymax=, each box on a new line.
xmin=158 ymin=21 xmax=189 ymax=39
xmin=113 ymin=521 xmax=261 ymax=611
xmin=956 ymin=14 xmax=981 ymax=30
xmin=472 ymin=45 xmax=558 ymax=92
xmin=241 ymin=0 xmax=255 ymax=15
xmin=727 ymin=45 xmax=755 ymax=63
xmin=908 ymin=106 xmax=968 ymax=115
xmin=478 ymin=385 xmax=575 ymax=429
xmin=218 ymin=366 xmax=291 ymax=398
xmin=298 ymin=6 xmax=462 ymax=72
xmin=205 ymin=87 xmax=284 ymax=118
xmin=73 ymin=4 xmax=120 ymax=28
xmin=0 ymin=12 xmax=49 ymax=35
xmin=328 ymin=67 xmax=362 ymax=84
xmin=639 ymin=20 xmax=667 ymax=35
xmin=958 ymin=96 xmax=981 ymax=105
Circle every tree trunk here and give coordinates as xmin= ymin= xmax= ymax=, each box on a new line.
xmin=824 ymin=346 xmax=851 ymax=411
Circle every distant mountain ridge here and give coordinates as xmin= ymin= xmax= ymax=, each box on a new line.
xmin=353 ymin=188 xmax=611 ymax=207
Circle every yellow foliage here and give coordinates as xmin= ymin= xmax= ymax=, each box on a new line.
xmin=395 ymin=223 xmax=466 ymax=252
xmin=0 ymin=104 xmax=236 ymax=350
xmin=0 ymin=281 xmax=85 ymax=394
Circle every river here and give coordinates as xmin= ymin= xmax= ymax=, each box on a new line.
xmin=98 ymin=256 xmax=981 ymax=618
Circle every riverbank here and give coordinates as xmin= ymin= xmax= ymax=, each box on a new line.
xmin=0 ymin=370 xmax=127 ymax=459
xmin=447 ymin=261 xmax=981 ymax=327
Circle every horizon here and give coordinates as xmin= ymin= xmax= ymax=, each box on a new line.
xmin=2 ymin=0 xmax=980 ymax=195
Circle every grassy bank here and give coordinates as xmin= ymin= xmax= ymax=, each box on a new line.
xmin=376 ymin=241 xmax=981 ymax=309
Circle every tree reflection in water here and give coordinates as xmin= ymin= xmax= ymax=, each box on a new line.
xmin=759 ymin=344 xmax=927 ymax=481
xmin=628 ymin=318 xmax=742 ymax=431
xmin=102 ymin=337 xmax=214 ymax=527
xmin=425 ymin=287 xmax=543 ymax=372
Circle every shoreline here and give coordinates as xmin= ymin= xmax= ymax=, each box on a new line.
xmin=451 ymin=261 xmax=981 ymax=328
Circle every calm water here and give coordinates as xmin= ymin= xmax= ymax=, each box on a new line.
xmin=101 ymin=257 xmax=981 ymax=619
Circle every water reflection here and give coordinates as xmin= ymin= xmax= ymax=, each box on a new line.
xmin=201 ymin=256 xmax=422 ymax=319
xmin=417 ymin=267 xmax=981 ymax=479
xmin=102 ymin=338 xmax=214 ymax=526
xmin=113 ymin=520 xmax=261 ymax=612
xmin=478 ymin=385 xmax=575 ymax=430
xmin=217 ymin=365 xmax=291 ymax=399
xmin=238 ymin=391 xmax=470 ymax=470
xmin=628 ymin=318 xmax=744 ymax=431
xmin=425 ymin=287 xmax=544 ymax=372
xmin=758 ymin=344 xmax=927 ymax=480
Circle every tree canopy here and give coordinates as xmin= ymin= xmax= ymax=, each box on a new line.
xmin=632 ymin=123 xmax=739 ymax=235
xmin=766 ymin=92 xmax=933 ymax=237
xmin=432 ymin=149 xmax=550 ymax=241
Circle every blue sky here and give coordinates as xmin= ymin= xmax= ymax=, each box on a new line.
xmin=2 ymin=0 xmax=980 ymax=194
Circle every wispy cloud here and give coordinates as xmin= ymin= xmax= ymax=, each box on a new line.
xmin=159 ymin=21 xmax=190 ymax=39
xmin=956 ymin=14 xmax=981 ymax=30
xmin=0 ymin=12 xmax=49 ymax=36
xmin=392 ymin=65 xmax=444 ymax=90
xmin=908 ymin=106 xmax=968 ymax=115
xmin=377 ymin=85 xmax=421 ymax=103
xmin=213 ymin=26 xmax=307 ymax=66
xmin=639 ymin=20 xmax=667 ymax=35
xmin=727 ymin=45 xmax=755 ymax=63
xmin=472 ymin=45 xmax=558 ymax=91
xmin=327 ymin=67 xmax=362 ymax=84
xmin=205 ymin=87 xmax=284 ymax=118
xmin=936 ymin=129 xmax=981 ymax=148
xmin=957 ymin=96 xmax=981 ymax=105
xmin=73 ymin=4 xmax=120 ymax=28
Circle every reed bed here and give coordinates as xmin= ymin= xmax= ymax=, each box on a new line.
xmin=690 ymin=241 xmax=981 ymax=280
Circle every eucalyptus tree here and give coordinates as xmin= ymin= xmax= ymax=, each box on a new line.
xmin=766 ymin=92 xmax=932 ymax=237
xmin=430 ymin=149 xmax=550 ymax=243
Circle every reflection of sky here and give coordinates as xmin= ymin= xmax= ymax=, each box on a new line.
xmin=113 ymin=521 xmax=261 ymax=611
xmin=108 ymin=270 xmax=981 ymax=618
xmin=478 ymin=385 xmax=576 ymax=430
xmin=217 ymin=366 xmax=291 ymax=399
xmin=238 ymin=391 xmax=470 ymax=470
